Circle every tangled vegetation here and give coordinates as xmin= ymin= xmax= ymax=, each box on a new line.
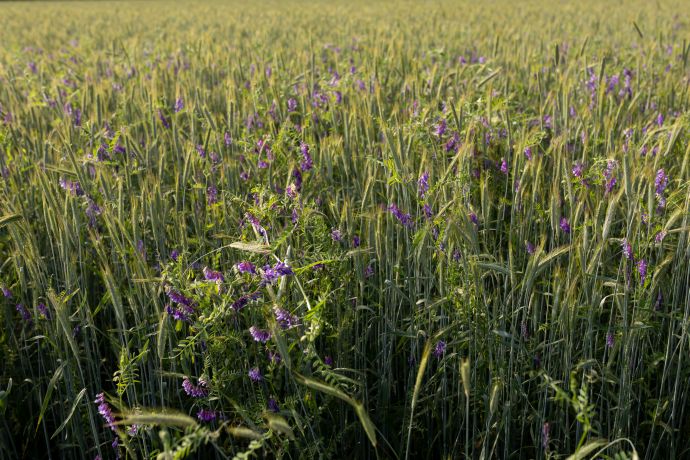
xmin=1 ymin=1 xmax=689 ymax=458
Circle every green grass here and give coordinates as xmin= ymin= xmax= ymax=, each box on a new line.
xmin=0 ymin=0 xmax=689 ymax=458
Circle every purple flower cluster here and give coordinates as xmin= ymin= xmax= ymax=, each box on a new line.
xmin=300 ymin=142 xmax=313 ymax=171
xmin=249 ymin=326 xmax=271 ymax=343
xmin=260 ymin=261 xmax=293 ymax=285
xmin=37 ymin=303 xmax=51 ymax=319
xmin=197 ymin=409 xmax=216 ymax=422
xmin=248 ymin=367 xmax=263 ymax=382
xmin=158 ymin=109 xmax=170 ymax=129
xmin=236 ymin=261 xmax=256 ymax=274
xmin=203 ymin=267 xmax=224 ymax=282
xmin=59 ymin=177 xmax=84 ymax=196
xmin=274 ymin=306 xmax=299 ymax=329
xmin=526 ymin=241 xmax=535 ymax=255
xmin=434 ymin=119 xmax=447 ymax=137
xmin=16 ymin=303 xmax=32 ymax=324
xmin=174 ymin=98 xmax=184 ymax=113
xmin=432 ymin=340 xmax=446 ymax=358
xmin=637 ymin=259 xmax=647 ymax=285
xmin=388 ymin=204 xmax=414 ymax=228
xmin=166 ymin=288 xmax=196 ymax=310
xmin=287 ymin=98 xmax=297 ymax=112
xmin=621 ymin=239 xmax=633 ymax=260
xmin=182 ymin=377 xmax=208 ymax=398
xmin=655 ymin=231 xmax=667 ymax=243
xmin=603 ymin=160 xmax=617 ymax=194
xmin=245 ymin=212 xmax=267 ymax=238
xmin=166 ymin=303 xmax=190 ymax=322
xmin=86 ymin=199 xmax=101 ymax=227
xmin=331 ymin=228 xmax=343 ymax=241
xmin=655 ymin=169 xmax=668 ymax=209
xmin=95 ymin=393 xmax=116 ymax=431
xmin=418 ymin=171 xmax=430 ymax=198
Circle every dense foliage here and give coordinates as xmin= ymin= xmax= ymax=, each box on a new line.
xmin=1 ymin=1 xmax=689 ymax=458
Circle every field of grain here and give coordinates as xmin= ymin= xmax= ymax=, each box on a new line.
xmin=1 ymin=1 xmax=689 ymax=458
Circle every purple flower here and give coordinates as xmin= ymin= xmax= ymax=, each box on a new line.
xmin=622 ymin=239 xmax=633 ymax=260
xmin=236 ymin=261 xmax=256 ymax=274
xmin=59 ymin=178 xmax=84 ymax=196
xmin=16 ymin=304 xmax=32 ymax=324
xmin=654 ymin=291 xmax=663 ymax=311
xmin=655 ymin=231 xmax=667 ymax=243
xmin=388 ymin=203 xmax=414 ymax=228
xmin=174 ymin=98 xmax=184 ymax=113
xmin=261 ymin=265 xmax=280 ymax=285
xmin=655 ymin=169 xmax=668 ymax=195
xmin=273 ymin=261 xmax=293 ymax=276
xmin=423 ymin=204 xmax=433 ymax=220
xmin=170 ymin=250 xmax=179 ymax=262
xmin=287 ymin=98 xmax=297 ymax=112
xmin=232 ymin=296 xmax=249 ymax=311
xmin=499 ymin=159 xmax=508 ymax=174
xmin=445 ymin=132 xmax=460 ymax=152
xmin=605 ymin=177 xmax=617 ymax=194
xmin=657 ymin=113 xmax=664 ymax=127
xmin=166 ymin=304 xmax=190 ymax=322
xmin=559 ymin=217 xmax=570 ymax=234
xmin=158 ymin=110 xmax=170 ymax=129
xmin=285 ymin=184 xmax=298 ymax=199
xmin=249 ymin=326 xmax=271 ymax=343
xmin=352 ymin=235 xmax=361 ymax=248
xmin=2 ymin=286 xmax=11 ymax=298
xmin=86 ymin=199 xmax=101 ymax=227
xmin=166 ymin=288 xmax=196 ymax=310
xmin=182 ymin=377 xmax=208 ymax=398
xmin=274 ymin=306 xmax=299 ymax=329
xmin=572 ymin=162 xmax=584 ymax=178
xmin=434 ymin=119 xmax=447 ymax=137
xmin=95 ymin=393 xmax=116 ymax=431
xmin=418 ymin=171 xmax=430 ymax=198
xmin=207 ymin=185 xmax=218 ymax=205
xmin=638 ymin=259 xmax=647 ymax=285
xmin=248 ymin=367 xmax=263 ymax=382
xmin=245 ymin=213 xmax=266 ymax=238
xmin=526 ymin=241 xmax=535 ymax=255
xmin=469 ymin=212 xmax=478 ymax=225
xmin=524 ymin=147 xmax=532 ymax=160
xmin=224 ymin=132 xmax=232 ymax=146
xmin=37 ymin=303 xmax=50 ymax=319
xmin=197 ymin=409 xmax=216 ymax=422
xmin=364 ymin=265 xmax=374 ymax=278
xmin=203 ymin=267 xmax=224 ymax=283
xmin=300 ymin=142 xmax=313 ymax=171
xmin=543 ymin=115 xmax=552 ymax=129
xmin=268 ymin=350 xmax=281 ymax=364
xmin=432 ymin=340 xmax=446 ymax=358
xmin=331 ymin=228 xmax=343 ymax=241
xmin=268 ymin=398 xmax=280 ymax=413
